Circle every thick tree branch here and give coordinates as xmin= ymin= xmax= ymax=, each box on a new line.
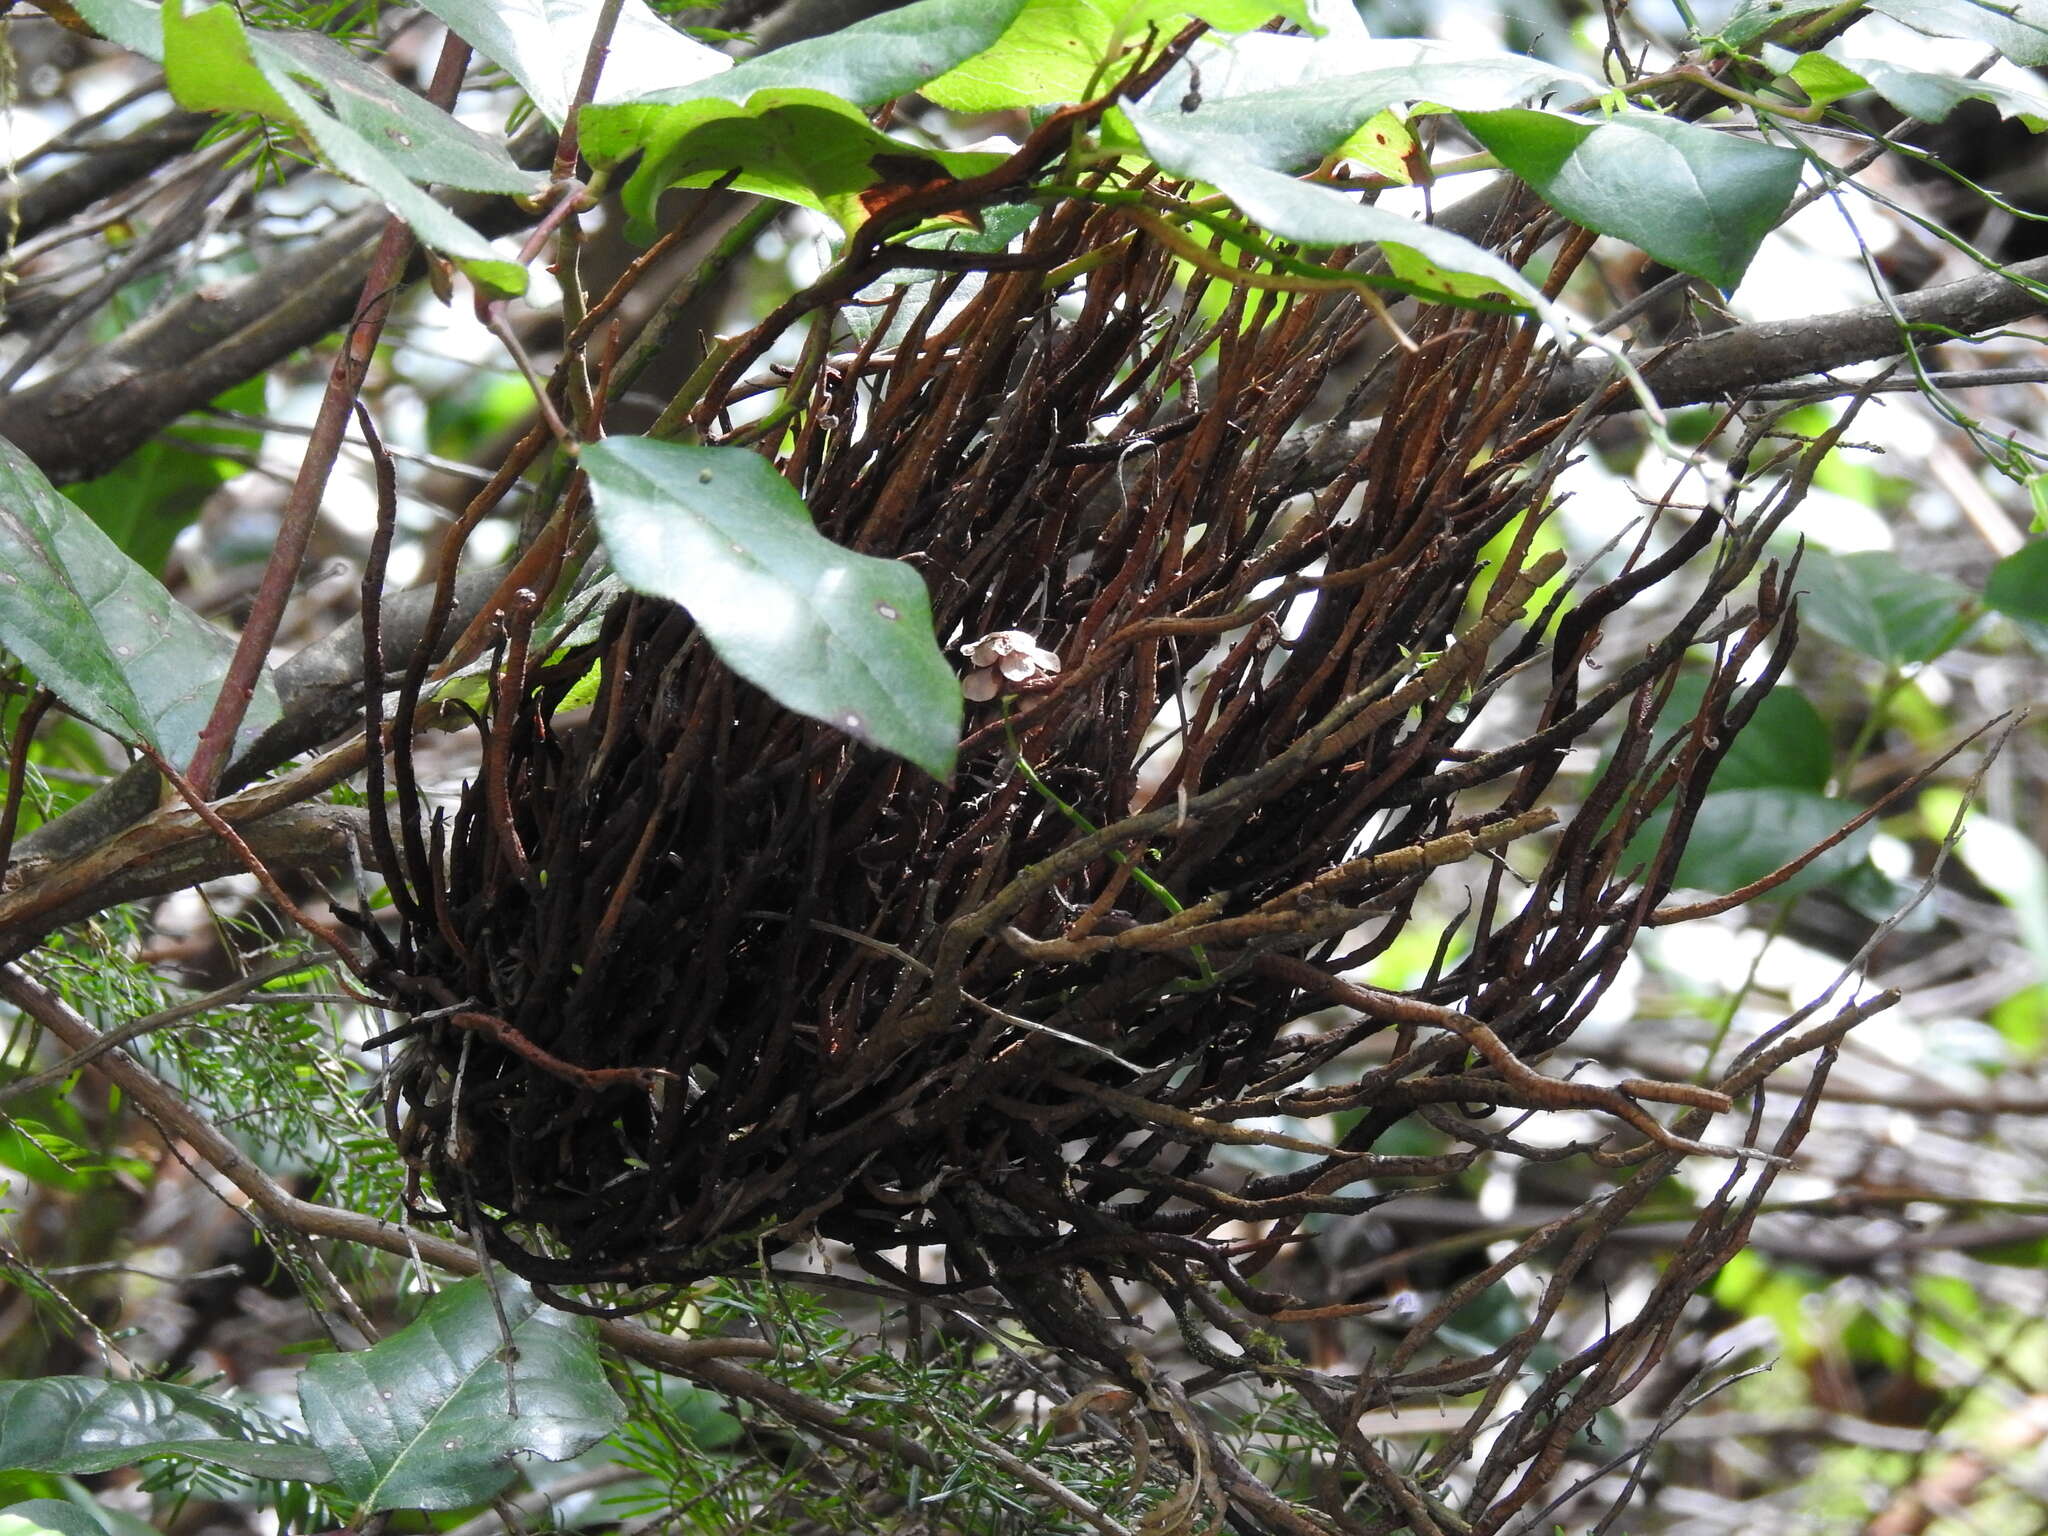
xmin=7 ymin=108 xmax=211 ymax=245
xmin=0 ymin=133 xmax=548 ymax=486
xmin=0 ymin=803 xmax=368 ymax=963
xmin=1539 ymin=253 xmax=2048 ymax=414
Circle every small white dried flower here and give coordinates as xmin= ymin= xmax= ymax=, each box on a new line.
xmin=959 ymin=629 xmax=1062 ymax=701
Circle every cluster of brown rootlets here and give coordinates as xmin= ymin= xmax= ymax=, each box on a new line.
xmin=364 ymin=193 xmax=1836 ymax=1372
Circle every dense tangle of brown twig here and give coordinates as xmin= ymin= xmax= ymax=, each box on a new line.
xmin=357 ymin=110 xmax=1889 ymax=1532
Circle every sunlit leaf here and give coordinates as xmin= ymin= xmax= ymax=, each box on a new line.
xmin=1773 ymin=44 xmax=2048 ymax=124
xmin=921 ymin=0 xmax=1313 ymax=113
xmin=582 ymin=437 xmax=961 ymax=780
xmin=1871 ymin=0 xmax=2048 ymax=66
xmin=597 ymin=90 xmax=1006 ymax=238
xmin=583 ymin=0 xmax=1031 ymax=237
xmin=1129 ymin=111 xmax=1552 ymax=312
xmin=1120 ymin=44 xmax=1588 ymax=173
xmin=412 ymin=0 xmax=731 ymax=126
xmin=74 ymin=0 xmax=535 ymax=293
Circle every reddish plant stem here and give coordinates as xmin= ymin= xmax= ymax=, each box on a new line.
xmin=146 ymin=747 xmax=369 ymax=979
xmin=0 ymin=689 xmax=53 ymax=875
xmin=183 ymin=33 xmax=475 ymax=798
xmin=552 ymin=0 xmax=627 ymax=184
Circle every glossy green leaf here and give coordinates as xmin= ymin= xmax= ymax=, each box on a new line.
xmin=582 ymin=0 xmax=1030 ymax=237
xmin=1796 ymin=549 xmax=1976 ymax=664
xmin=0 ymin=1379 xmax=332 ymax=1483
xmin=582 ymin=437 xmax=961 ymax=780
xmin=298 ymin=1276 xmax=623 ymax=1513
xmin=604 ymin=89 xmax=1006 ymax=238
xmin=412 ymin=0 xmax=730 ymax=126
xmin=1120 ymin=45 xmax=1588 ymax=175
xmin=0 ymin=435 xmax=282 ymax=766
xmin=1775 ymin=49 xmax=1871 ymax=109
xmin=1985 ymin=537 xmax=2048 ymax=622
xmin=1871 ymin=0 xmax=2048 ymax=66
xmin=1633 ymin=787 xmax=1875 ymax=896
xmin=1129 ymin=111 xmax=1551 ymax=312
xmin=1721 ymin=0 xmax=1843 ymax=47
xmin=1459 ymin=109 xmax=1802 ymax=292
xmin=921 ymin=0 xmax=1312 ymax=113
xmin=75 ymin=0 xmax=534 ymax=293
xmin=0 ymin=1501 xmax=107 ymax=1536
xmin=64 ymin=377 xmax=264 ymax=577
xmin=1777 ymin=44 xmax=2048 ymax=124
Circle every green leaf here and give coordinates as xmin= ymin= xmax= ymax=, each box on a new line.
xmin=1871 ymin=0 xmax=2048 ymax=66
xmin=63 ymin=378 xmax=264 ymax=577
xmin=0 ymin=1500 xmax=109 ymax=1536
xmin=1788 ymin=46 xmax=2048 ymax=125
xmin=581 ymin=0 xmax=1031 ymax=238
xmin=1721 ymin=0 xmax=1846 ymax=47
xmin=1968 ymin=1229 xmax=2048 ymax=1265
xmin=297 ymin=1276 xmax=624 ymax=1513
xmin=412 ymin=0 xmax=731 ymax=126
xmin=74 ymin=0 xmax=535 ymax=294
xmin=1120 ymin=45 xmax=1589 ymax=175
xmin=1985 ymin=537 xmax=2048 ymax=622
xmin=606 ymin=90 xmax=1007 ymax=238
xmin=1774 ymin=48 xmax=1872 ymax=109
xmin=1458 ymin=109 xmax=1802 ymax=292
xmin=0 ymin=1379 xmax=333 ymax=1484
xmin=1635 ymin=787 xmax=1875 ymax=896
xmin=0 ymin=435 xmax=283 ymax=766
xmin=581 ymin=437 xmax=961 ymax=780
xmin=1796 ymin=549 xmax=1976 ymax=664
xmin=921 ymin=0 xmax=1312 ymax=113
xmin=1128 ymin=111 xmax=1554 ymax=313
xmin=1655 ymin=676 xmax=1833 ymax=793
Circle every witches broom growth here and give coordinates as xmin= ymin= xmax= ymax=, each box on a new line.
xmin=354 ymin=19 xmax=1891 ymax=1525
